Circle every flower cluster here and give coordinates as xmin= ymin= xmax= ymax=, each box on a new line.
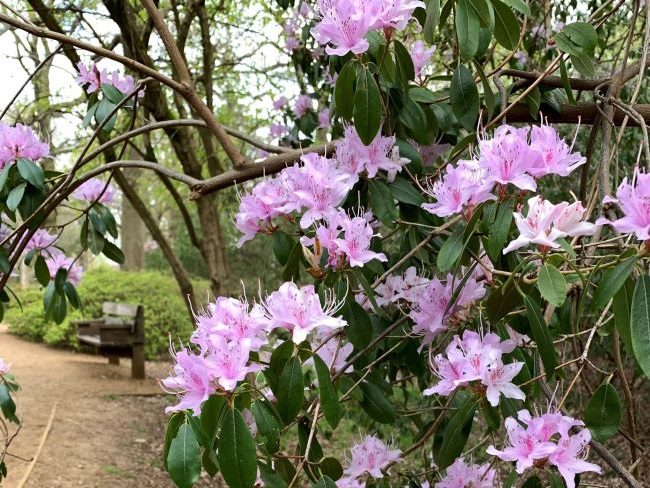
xmin=72 ymin=177 xmax=117 ymax=205
xmin=45 ymin=254 xmax=84 ymax=286
xmin=431 ymin=457 xmax=496 ymax=488
xmin=309 ymin=328 xmax=354 ymax=375
xmin=282 ymin=2 xmax=311 ymax=53
xmin=597 ymin=167 xmax=650 ymax=241
xmin=311 ymin=0 xmax=425 ymax=56
xmin=338 ymin=435 xmax=401 ymax=486
xmin=422 ymin=123 xmax=586 ymax=219
xmin=410 ymin=40 xmax=435 ymax=79
xmin=0 ymin=123 xmax=49 ymax=168
xmin=0 ymin=357 xmax=11 ymax=376
xmin=504 ymin=196 xmax=597 ymax=254
xmin=236 ymin=127 xmax=407 ymax=253
xmin=424 ymin=330 xmax=525 ymax=407
xmin=76 ymin=61 xmax=144 ymax=97
xmin=487 ymin=409 xmax=601 ymax=488
xmin=162 ymin=282 xmax=347 ymax=414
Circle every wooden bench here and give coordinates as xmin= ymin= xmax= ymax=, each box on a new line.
xmin=74 ymin=302 xmax=145 ymax=379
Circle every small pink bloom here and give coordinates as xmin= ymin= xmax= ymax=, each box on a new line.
xmin=72 ymin=177 xmax=117 ymax=205
xmin=369 ymin=0 xmax=426 ymax=31
xmin=207 ymin=336 xmax=261 ymax=391
xmin=334 ymin=214 xmax=387 ymax=267
xmin=311 ymin=0 xmax=373 ymax=56
xmin=46 ymin=254 xmax=84 ymax=285
xmin=0 ymin=357 xmax=11 ymax=376
xmin=25 ymin=229 xmax=58 ymax=256
xmin=0 ymin=123 xmax=49 ymax=167
xmin=410 ymin=40 xmax=435 ymax=78
xmin=273 ymin=96 xmax=288 ymax=111
xmin=76 ymin=61 xmax=108 ymax=93
xmin=269 ymin=123 xmax=288 ymax=139
xmin=549 ymin=430 xmax=601 ymax=488
xmin=286 ymin=36 xmax=301 ymax=52
xmin=293 ymin=94 xmax=313 ymax=118
xmin=435 ymin=457 xmax=496 ymax=488
xmin=343 ymin=435 xmax=401 ymax=479
xmin=318 ymin=108 xmax=331 ymax=129
xmin=162 ymin=348 xmax=216 ymax=416
xmin=528 ymin=122 xmax=585 ymax=178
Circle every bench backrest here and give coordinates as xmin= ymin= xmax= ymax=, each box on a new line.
xmin=102 ymin=302 xmax=145 ymax=344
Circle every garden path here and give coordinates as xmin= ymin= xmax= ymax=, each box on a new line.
xmin=0 ymin=325 xmax=197 ymax=488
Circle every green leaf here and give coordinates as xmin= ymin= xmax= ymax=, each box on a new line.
xmin=435 ymin=395 xmax=477 ymax=469
xmin=314 ymin=355 xmax=342 ymax=429
xmin=368 ymin=180 xmax=398 ymax=227
xmin=34 ymin=255 xmax=50 ymax=287
xmin=345 ymin=300 xmax=373 ymax=349
xmin=612 ymin=278 xmax=634 ymax=353
xmin=353 ymin=67 xmax=382 ymax=145
xmin=524 ymin=296 xmax=557 ymax=375
xmin=218 ymin=407 xmax=258 ymax=488
xmin=585 ymin=383 xmax=622 ymax=442
xmin=537 ymin=263 xmax=566 ymax=307
xmin=0 ymin=166 xmax=11 ymax=193
xmin=266 ymin=341 xmax=294 ymax=395
xmin=473 ymin=60 xmax=496 ymax=119
xmin=491 ymin=0 xmax=520 ymax=50
xmin=272 ymin=232 xmax=294 ymax=267
xmin=319 ymin=458 xmax=343 ymax=481
xmin=390 ymin=177 xmax=424 ymax=205
xmin=487 ymin=200 xmax=513 ymax=260
xmin=450 ymin=65 xmax=479 ymax=131
xmin=524 ymin=86 xmax=541 ymax=118
xmin=437 ymin=227 xmax=464 ymax=272
xmin=282 ymin=242 xmax=301 ymax=282
xmin=6 ymin=183 xmax=26 ymax=212
xmin=335 ymin=62 xmax=356 ymax=121
xmin=17 ymin=158 xmax=44 ymax=189
xmin=101 ymin=82 xmax=125 ymax=103
xmin=467 ymin=0 xmax=493 ymax=28
xmin=423 ymin=0 xmax=441 ymax=44
xmin=456 ymin=0 xmax=481 ymax=60
xmin=499 ymin=0 xmax=530 ymax=16
xmin=521 ymin=476 xmax=543 ymax=488
xmin=102 ymin=240 xmax=125 ymax=264
xmin=591 ymin=256 xmax=638 ymax=311
xmin=560 ymin=59 xmax=577 ymax=105
xmin=63 ymin=282 xmax=82 ymax=309
xmin=570 ymin=53 xmax=595 ymax=78
xmin=201 ymin=395 xmax=226 ymax=443
xmin=167 ymin=422 xmax=201 ymax=488
xmin=631 ymin=275 xmax=650 ymax=378
xmin=252 ymin=400 xmax=281 ymax=452
xmin=0 ymin=384 xmax=18 ymax=423
xmin=359 ymin=381 xmax=395 ymax=424
xmin=258 ymin=463 xmax=287 ymax=488
xmin=394 ymin=40 xmax=415 ymax=82
xmin=314 ymin=476 xmax=337 ymax=488
xmin=277 ymin=356 xmax=304 ymax=423
xmin=409 ymin=87 xmax=437 ymax=104
xmin=561 ymin=22 xmax=598 ymax=52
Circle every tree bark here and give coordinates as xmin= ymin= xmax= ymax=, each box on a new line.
xmin=120 ymin=167 xmax=145 ymax=271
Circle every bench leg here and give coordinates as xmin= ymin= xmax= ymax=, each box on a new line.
xmin=108 ymin=356 xmax=120 ymax=365
xmin=132 ymin=344 xmax=145 ymax=379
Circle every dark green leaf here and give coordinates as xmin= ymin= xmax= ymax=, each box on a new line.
xmin=591 ymin=256 xmax=638 ymax=311
xmin=487 ymin=199 xmax=513 ymax=260
xmin=34 ymin=255 xmax=50 ymax=287
xmin=391 ymin=177 xmax=424 ymax=205
xmin=353 ymin=67 xmax=382 ymax=145
xmin=473 ymin=60 xmax=496 ymax=119
xmin=560 ymin=59 xmax=577 ymax=105
xmin=335 ymin=62 xmax=356 ymax=121
xmin=201 ymin=395 xmax=226 ymax=442
xmin=394 ymin=40 xmax=415 ymax=82
xmin=499 ymin=0 xmax=530 ymax=16
xmin=612 ymin=278 xmax=634 ymax=352
xmin=409 ymin=87 xmax=437 ymax=104
xmin=319 ymin=458 xmax=343 ymax=481
xmin=585 ymin=383 xmax=622 ymax=442
xmin=167 ymin=422 xmax=201 ymax=488
xmin=102 ymin=82 xmax=125 ymax=103
xmin=359 ymin=381 xmax=395 ymax=424
xmin=491 ymin=0 xmax=520 ymax=50
xmin=437 ymin=227 xmax=464 ymax=272
xmin=314 ymin=476 xmax=337 ymax=488
xmin=456 ymin=0 xmax=481 ymax=59
xmin=0 ymin=166 xmax=10 ymax=193
xmin=368 ymin=180 xmax=398 ymax=227
xmin=277 ymin=356 xmax=304 ymax=423
xmin=102 ymin=240 xmax=125 ymax=264
xmin=450 ymin=65 xmax=479 ymax=131
xmin=272 ymin=232 xmax=294 ymax=267
xmin=266 ymin=341 xmax=294 ymax=395
xmin=17 ymin=158 xmax=44 ymax=189
xmin=6 ymin=183 xmax=26 ymax=212
xmin=314 ymin=355 xmax=342 ymax=429
xmin=423 ymin=0 xmax=441 ymax=44
xmin=537 ymin=263 xmax=566 ymax=307
xmin=258 ymin=463 xmax=288 ymax=488
xmin=252 ymin=400 xmax=281 ymax=452
xmin=435 ymin=395 xmax=477 ymax=469
xmin=0 ymin=384 xmax=18 ymax=423
xmin=345 ymin=300 xmax=373 ymax=349
xmin=631 ymin=275 xmax=650 ymax=378
xmin=524 ymin=296 xmax=557 ymax=375
xmin=218 ymin=407 xmax=258 ymax=488
xmin=63 ymin=282 xmax=81 ymax=309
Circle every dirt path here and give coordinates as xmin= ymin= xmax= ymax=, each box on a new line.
xmin=0 ymin=326 xmax=183 ymax=488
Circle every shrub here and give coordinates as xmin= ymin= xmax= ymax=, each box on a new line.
xmin=5 ymin=266 xmax=208 ymax=358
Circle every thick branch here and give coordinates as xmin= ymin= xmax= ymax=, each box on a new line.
xmin=504 ymin=102 xmax=650 ymax=126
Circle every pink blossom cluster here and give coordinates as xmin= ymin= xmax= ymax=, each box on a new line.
xmin=424 ymin=330 xmax=525 ymax=407
xmin=487 ymin=409 xmax=601 ymax=488
xmin=25 ymin=229 xmax=59 ymax=257
xmin=72 ymin=177 xmax=117 ymax=205
xmin=597 ymin=167 xmax=650 ymax=241
xmin=236 ymin=127 xmax=407 ymax=250
xmin=337 ymin=435 xmax=401 ymax=487
xmin=431 ymin=457 xmax=496 ymax=488
xmin=293 ymin=94 xmax=314 ymax=118
xmin=422 ymin=123 xmax=586 ymax=219
xmin=311 ymin=0 xmax=425 ymax=56
xmin=300 ymin=210 xmax=387 ymax=270
xmin=0 ymin=123 xmax=49 ymax=168
xmin=410 ymin=271 xmax=486 ymax=346
xmin=76 ymin=61 xmax=144 ymax=97
xmin=368 ymin=266 xmax=430 ymax=307
xmin=503 ymin=196 xmax=597 ymax=254
xmin=282 ymin=2 xmax=311 ymax=53
xmin=46 ymin=253 xmax=84 ymax=286
xmin=163 ymin=282 xmax=347 ymax=414
xmin=309 ymin=328 xmax=353 ymax=375
xmin=410 ymin=40 xmax=435 ymax=79
xmin=0 ymin=357 xmax=11 ymax=376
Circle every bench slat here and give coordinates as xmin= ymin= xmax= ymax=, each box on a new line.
xmin=103 ymin=302 xmax=139 ymax=317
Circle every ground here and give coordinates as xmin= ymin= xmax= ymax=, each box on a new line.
xmin=0 ymin=325 xmax=219 ymax=488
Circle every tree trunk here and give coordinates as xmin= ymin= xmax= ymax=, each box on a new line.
xmin=120 ymin=167 xmax=145 ymax=271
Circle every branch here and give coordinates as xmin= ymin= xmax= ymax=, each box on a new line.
xmin=503 ymin=102 xmax=650 ymax=126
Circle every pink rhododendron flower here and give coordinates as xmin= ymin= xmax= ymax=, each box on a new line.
xmin=503 ymin=196 xmax=597 ymax=254
xmin=162 ymin=348 xmax=216 ymax=415
xmin=435 ymin=457 xmax=496 ymax=488
xmin=422 ymin=160 xmax=495 ymax=218
xmin=76 ymin=61 xmax=108 ymax=93
xmin=343 ymin=435 xmax=401 ymax=479
xmin=72 ymin=177 xmax=117 ymax=205
xmin=336 ymin=477 xmax=365 ymax=488
xmin=487 ymin=409 xmax=600 ymax=488
xmin=269 ymin=122 xmax=288 ymax=139
xmin=311 ymin=0 xmax=374 ymax=56
xmin=318 ymin=108 xmax=331 ymax=129
xmin=25 ymin=229 xmax=59 ymax=257
xmin=286 ymin=36 xmax=301 ymax=52
xmin=424 ymin=330 xmax=524 ymax=406
xmin=346 ymin=127 xmax=408 ymax=181
xmin=273 ymin=96 xmax=288 ymax=111
xmin=528 ymin=122 xmax=585 ymax=177
xmin=0 ymin=357 xmax=11 ymax=375
xmin=369 ymin=0 xmax=426 ymax=30
xmin=235 ymin=179 xmax=289 ymax=246
xmin=293 ymin=94 xmax=313 ymax=117
xmin=46 ymin=254 xmax=84 ymax=285
xmin=207 ymin=336 xmax=262 ymax=391
xmin=415 ymin=141 xmax=452 ymax=167
xmin=263 ymin=282 xmax=346 ymax=343
xmin=310 ymin=328 xmax=354 ymax=375
xmin=478 ymin=125 xmax=538 ymax=191
xmin=0 ymin=123 xmax=49 ymax=167
xmin=334 ymin=214 xmax=387 ymax=267
xmin=410 ymin=40 xmax=435 ymax=78
xmin=410 ymin=272 xmax=485 ymax=346
xmin=596 ymin=167 xmax=650 ymax=241
xmin=192 ymin=297 xmax=269 ymax=351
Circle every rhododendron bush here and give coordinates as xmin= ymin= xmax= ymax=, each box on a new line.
xmin=0 ymin=0 xmax=649 ymax=487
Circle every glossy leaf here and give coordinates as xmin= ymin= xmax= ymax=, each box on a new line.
xmin=524 ymin=296 xmax=557 ymax=375
xmin=277 ymin=356 xmax=304 ymax=423
xmin=591 ymin=256 xmax=637 ymax=311
xmin=435 ymin=395 xmax=477 ymax=469
xmin=537 ymin=263 xmax=566 ymax=307
xmin=450 ymin=65 xmax=479 ymax=130
xmin=218 ymin=407 xmax=258 ymax=488
xmin=314 ymin=355 xmax=343 ymax=429
xmin=335 ymin=62 xmax=356 ymax=121
xmin=631 ymin=275 xmax=650 ymax=378
xmin=359 ymin=381 xmax=395 ymax=424
xmin=368 ymin=180 xmax=398 ymax=227
xmin=353 ymin=67 xmax=382 ymax=145
xmin=491 ymin=0 xmax=520 ymax=50
xmin=17 ymin=158 xmax=44 ymax=189
xmin=423 ymin=0 xmax=441 ymax=44
xmin=456 ymin=0 xmax=480 ymax=60
xmin=167 ymin=422 xmax=201 ymax=488
xmin=585 ymin=383 xmax=622 ymax=442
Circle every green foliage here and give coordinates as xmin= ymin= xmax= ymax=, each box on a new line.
xmin=5 ymin=266 xmax=208 ymax=358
